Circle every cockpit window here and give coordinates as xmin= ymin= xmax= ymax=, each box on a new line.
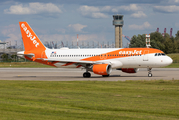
xmin=154 ymin=53 xmax=166 ymax=56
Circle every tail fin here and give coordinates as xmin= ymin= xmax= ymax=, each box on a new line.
xmin=19 ymin=22 xmax=46 ymax=51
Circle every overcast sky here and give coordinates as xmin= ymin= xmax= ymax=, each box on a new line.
xmin=0 ymin=0 xmax=179 ymax=47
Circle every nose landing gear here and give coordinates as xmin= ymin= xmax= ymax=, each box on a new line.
xmin=148 ymin=68 xmax=152 ymax=77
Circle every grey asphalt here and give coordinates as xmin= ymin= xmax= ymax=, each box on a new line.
xmin=0 ymin=68 xmax=178 ymax=81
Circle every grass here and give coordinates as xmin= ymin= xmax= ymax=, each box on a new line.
xmin=0 ymin=80 xmax=179 ymax=120
xmin=0 ymin=62 xmax=54 ymax=68
xmin=163 ymin=63 xmax=179 ymax=68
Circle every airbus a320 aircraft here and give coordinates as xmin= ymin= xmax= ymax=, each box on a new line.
xmin=17 ymin=22 xmax=173 ymax=78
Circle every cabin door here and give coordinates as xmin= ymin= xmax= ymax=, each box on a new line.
xmin=143 ymin=50 xmax=149 ymax=61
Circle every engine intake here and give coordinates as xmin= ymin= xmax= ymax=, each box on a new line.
xmin=92 ymin=64 xmax=112 ymax=75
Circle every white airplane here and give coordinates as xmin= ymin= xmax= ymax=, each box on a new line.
xmin=17 ymin=22 xmax=173 ymax=78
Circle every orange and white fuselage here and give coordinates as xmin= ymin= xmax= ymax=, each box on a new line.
xmin=17 ymin=22 xmax=173 ymax=77
xmin=45 ymin=48 xmax=172 ymax=68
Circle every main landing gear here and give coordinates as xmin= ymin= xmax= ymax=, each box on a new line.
xmin=83 ymin=68 xmax=110 ymax=78
xmin=83 ymin=72 xmax=110 ymax=78
xmin=148 ymin=68 xmax=152 ymax=77
xmin=83 ymin=72 xmax=91 ymax=78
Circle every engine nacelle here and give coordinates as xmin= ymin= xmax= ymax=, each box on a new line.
xmin=92 ymin=64 xmax=112 ymax=75
xmin=118 ymin=68 xmax=139 ymax=73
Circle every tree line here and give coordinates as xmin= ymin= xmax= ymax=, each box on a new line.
xmin=129 ymin=31 xmax=179 ymax=54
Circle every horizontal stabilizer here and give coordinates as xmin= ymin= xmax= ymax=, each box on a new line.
xmin=17 ymin=51 xmax=34 ymax=57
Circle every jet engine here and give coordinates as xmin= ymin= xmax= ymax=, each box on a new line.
xmin=92 ymin=64 xmax=112 ymax=75
xmin=117 ymin=68 xmax=139 ymax=73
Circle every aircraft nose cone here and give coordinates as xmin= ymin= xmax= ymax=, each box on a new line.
xmin=166 ymin=57 xmax=173 ymax=65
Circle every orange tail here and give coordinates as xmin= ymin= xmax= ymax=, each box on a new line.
xmin=19 ymin=22 xmax=46 ymax=51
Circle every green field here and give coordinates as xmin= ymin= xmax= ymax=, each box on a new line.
xmin=0 ymin=62 xmax=54 ymax=68
xmin=163 ymin=63 xmax=179 ymax=68
xmin=0 ymin=80 xmax=179 ymax=120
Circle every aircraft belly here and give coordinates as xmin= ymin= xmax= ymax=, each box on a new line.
xmin=54 ymin=63 xmax=77 ymax=68
xmin=120 ymin=57 xmax=138 ymax=68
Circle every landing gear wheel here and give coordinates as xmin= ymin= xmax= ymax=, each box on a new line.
xmin=102 ymin=75 xmax=110 ymax=77
xmin=148 ymin=73 xmax=152 ymax=77
xmin=83 ymin=72 xmax=91 ymax=78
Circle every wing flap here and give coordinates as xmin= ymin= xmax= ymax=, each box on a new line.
xmin=43 ymin=58 xmax=96 ymax=64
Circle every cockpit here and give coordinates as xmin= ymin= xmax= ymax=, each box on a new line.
xmin=154 ymin=53 xmax=166 ymax=56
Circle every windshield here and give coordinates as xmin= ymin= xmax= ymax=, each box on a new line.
xmin=154 ymin=53 xmax=166 ymax=56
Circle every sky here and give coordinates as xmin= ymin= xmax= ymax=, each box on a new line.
xmin=0 ymin=0 xmax=179 ymax=48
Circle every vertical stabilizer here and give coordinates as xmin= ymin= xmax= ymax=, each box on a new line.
xmin=19 ymin=22 xmax=46 ymax=51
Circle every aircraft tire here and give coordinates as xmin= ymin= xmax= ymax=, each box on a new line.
xmin=83 ymin=72 xmax=91 ymax=78
xmin=148 ymin=73 xmax=152 ymax=77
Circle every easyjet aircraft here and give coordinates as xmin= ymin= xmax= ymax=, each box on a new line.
xmin=17 ymin=22 xmax=173 ymax=78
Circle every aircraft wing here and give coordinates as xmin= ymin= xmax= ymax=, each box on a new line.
xmin=42 ymin=58 xmax=103 ymax=64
